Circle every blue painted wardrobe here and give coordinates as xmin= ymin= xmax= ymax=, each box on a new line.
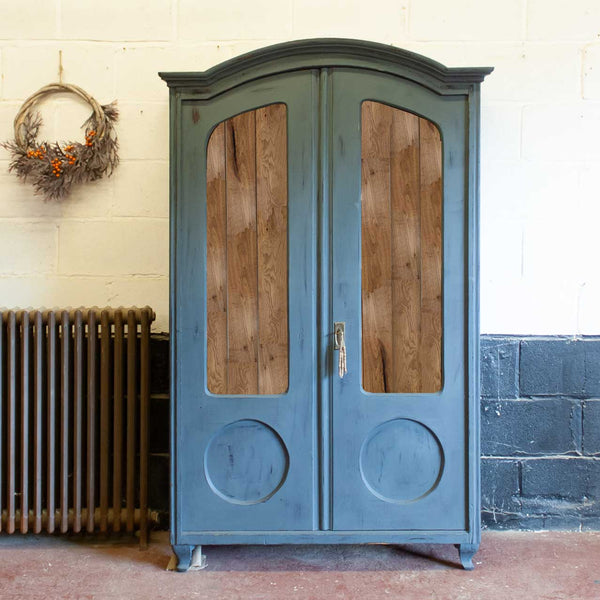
xmin=160 ymin=39 xmax=492 ymax=572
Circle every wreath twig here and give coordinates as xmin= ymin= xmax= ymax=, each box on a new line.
xmin=2 ymin=83 xmax=119 ymax=201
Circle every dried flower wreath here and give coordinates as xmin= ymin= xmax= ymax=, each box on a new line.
xmin=1 ymin=83 xmax=119 ymax=201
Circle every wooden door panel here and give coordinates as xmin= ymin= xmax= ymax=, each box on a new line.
xmin=206 ymin=104 xmax=288 ymax=395
xmin=361 ymin=101 xmax=442 ymax=394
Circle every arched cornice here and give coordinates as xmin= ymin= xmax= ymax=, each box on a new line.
xmin=159 ymin=38 xmax=493 ymax=97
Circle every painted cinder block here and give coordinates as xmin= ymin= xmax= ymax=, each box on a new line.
xmin=583 ymin=44 xmax=600 ymax=99
xmin=471 ymin=43 xmax=580 ymax=103
xmin=583 ymin=400 xmax=600 ymax=455
xmin=111 ymin=160 xmax=169 ymax=218
xmin=527 ymin=0 xmax=600 ymax=41
xmin=178 ymin=0 xmax=292 ymax=41
xmin=115 ymin=46 xmax=236 ymax=102
xmin=481 ymin=458 xmax=521 ymax=515
xmin=60 ymin=0 xmax=172 ymax=41
xmin=521 ymin=458 xmax=600 ymax=501
xmin=58 ymin=219 xmax=168 ymax=276
xmin=0 ymin=222 xmax=57 ymax=274
xmin=117 ymin=103 xmax=169 ymax=161
xmin=522 ymin=104 xmax=600 ymax=161
xmin=481 ymin=398 xmax=582 ymax=456
xmin=292 ymin=0 xmax=407 ymax=42
xmin=480 ymin=103 xmax=522 ymax=162
xmin=0 ymin=275 xmax=113 ymax=310
xmin=0 ymin=1 xmax=56 ymax=40
xmin=520 ymin=338 xmax=600 ymax=397
xmin=409 ymin=0 xmax=522 ymax=41
xmin=480 ymin=337 xmax=519 ymax=399
xmin=2 ymin=45 xmax=116 ymax=101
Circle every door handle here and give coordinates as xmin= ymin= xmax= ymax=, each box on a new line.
xmin=334 ymin=322 xmax=347 ymax=379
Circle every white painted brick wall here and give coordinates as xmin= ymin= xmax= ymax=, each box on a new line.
xmin=0 ymin=0 xmax=598 ymax=334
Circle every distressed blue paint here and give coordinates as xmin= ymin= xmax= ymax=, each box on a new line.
xmin=204 ymin=420 xmax=290 ymax=505
xmin=359 ymin=419 xmax=444 ymax=503
xmin=330 ymin=68 xmax=468 ymax=532
xmin=174 ymin=71 xmax=319 ymax=534
xmin=162 ymin=39 xmax=491 ymax=571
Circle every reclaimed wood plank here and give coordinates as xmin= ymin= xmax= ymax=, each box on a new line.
xmin=419 ymin=117 xmax=443 ymax=392
xmin=206 ymin=122 xmax=228 ymax=394
xmin=256 ymin=104 xmax=288 ymax=395
xmin=391 ymin=109 xmax=422 ymax=393
xmin=361 ymin=101 xmax=393 ymax=393
xmin=226 ymin=111 xmax=259 ymax=394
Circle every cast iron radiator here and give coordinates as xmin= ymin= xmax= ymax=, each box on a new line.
xmin=0 ymin=306 xmax=154 ymax=547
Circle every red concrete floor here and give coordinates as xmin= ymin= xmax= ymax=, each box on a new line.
xmin=0 ymin=531 xmax=598 ymax=600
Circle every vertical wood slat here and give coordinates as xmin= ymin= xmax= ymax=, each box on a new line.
xmin=99 ymin=310 xmax=111 ymax=533
xmin=139 ymin=308 xmax=150 ymax=549
xmin=46 ymin=311 xmax=56 ymax=533
xmin=33 ymin=312 xmax=43 ymax=533
xmin=126 ymin=310 xmax=136 ymax=533
xmin=419 ymin=118 xmax=443 ymax=392
xmin=73 ymin=310 xmax=83 ymax=533
xmin=206 ymin=122 xmax=228 ymax=394
xmin=87 ymin=310 xmax=97 ymax=533
xmin=20 ymin=311 xmax=30 ymax=533
xmin=7 ymin=312 xmax=17 ymax=534
xmin=361 ymin=101 xmax=393 ymax=393
xmin=226 ymin=111 xmax=259 ymax=394
xmin=60 ymin=311 xmax=70 ymax=533
xmin=112 ymin=310 xmax=124 ymax=533
xmin=256 ymin=104 xmax=288 ymax=395
xmin=391 ymin=110 xmax=421 ymax=393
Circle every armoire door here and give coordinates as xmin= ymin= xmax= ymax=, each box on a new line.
xmin=329 ymin=69 xmax=468 ymax=531
xmin=174 ymin=70 xmax=319 ymax=534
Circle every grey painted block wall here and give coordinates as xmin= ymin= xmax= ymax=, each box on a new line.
xmin=481 ymin=336 xmax=600 ymax=530
xmin=148 ymin=334 xmax=600 ymax=530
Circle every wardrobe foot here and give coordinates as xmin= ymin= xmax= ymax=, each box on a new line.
xmin=456 ymin=543 xmax=478 ymax=570
xmin=172 ymin=544 xmax=194 ymax=572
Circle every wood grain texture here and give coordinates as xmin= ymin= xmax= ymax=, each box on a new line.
xmin=226 ymin=111 xmax=259 ymax=395
xmin=391 ymin=109 xmax=421 ymax=393
xmin=419 ymin=117 xmax=443 ymax=392
xmin=256 ymin=104 xmax=288 ymax=394
xmin=361 ymin=102 xmax=393 ymax=393
xmin=206 ymin=105 xmax=289 ymax=395
xmin=206 ymin=122 xmax=228 ymax=394
xmin=361 ymin=102 xmax=442 ymax=393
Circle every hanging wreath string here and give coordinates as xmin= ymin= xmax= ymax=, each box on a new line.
xmin=2 ymin=82 xmax=119 ymax=201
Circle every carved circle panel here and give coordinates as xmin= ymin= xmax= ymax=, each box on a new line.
xmin=359 ymin=418 xmax=444 ymax=504
xmin=204 ymin=419 xmax=289 ymax=505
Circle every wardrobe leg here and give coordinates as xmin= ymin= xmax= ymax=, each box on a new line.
xmin=456 ymin=543 xmax=478 ymax=570
xmin=172 ymin=544 xmax=194 ymax=572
